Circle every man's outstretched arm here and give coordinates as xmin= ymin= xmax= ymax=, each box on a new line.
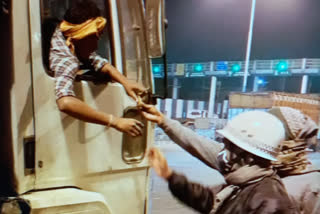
xmin=168 ymin=172 xmax=214 ymax=214
xmin=140 ymin=103 xmax=224 ymax=170
xmin=149 ymin=148 xmax=215 ymax=214
xmin=57 ymin=96 xmax=144 ymax=137
xmin=100 ymin=63 xmax=147 ymax=101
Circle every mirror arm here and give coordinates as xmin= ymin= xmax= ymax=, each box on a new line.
xmin=163 ymin=52 xmax=168 ymax=98
xmin=164 ymin=19 xmax=168 ymax=29
xmin=150 ymin=52 xmax=168 ymax=105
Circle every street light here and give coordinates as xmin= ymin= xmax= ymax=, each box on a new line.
xmin=194 ymin=64 xmax=204 ymax=72
xmin=232 ymin=63 xmax=241 ymax=73
xmin=242 ymin=0 xmax=257 ymax=92
xmin=257 ymin=78 xmax=267 ymax=85
xmin=276 ymin=61 xmax=289 ymax=72
xmin=153 ymin=65 xmax=160 ymax=73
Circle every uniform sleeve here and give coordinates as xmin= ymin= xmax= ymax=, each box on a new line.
xmin=282 ymin=172 xmax=320 ymax=214
xmin=248 ymin=198 xmax=299 ymax=214
xmin=159 ymin=117 xmax=224 ymax=170
xmin=247 ymin=178 xmax=299 ymax=214
xmin=168 ymin=172 xmax=214 ymax=214
xmin=89 ymin=52 xmax=109 ymax=72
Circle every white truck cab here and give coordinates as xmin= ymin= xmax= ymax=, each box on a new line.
xmin=0 ymin=0 xmax=166 ymax=213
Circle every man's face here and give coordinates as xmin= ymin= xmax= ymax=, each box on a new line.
xmin=222 ymin=138 xmax=254 ymax=171
xmin=74 ymin=34 xmax=99 ymax=60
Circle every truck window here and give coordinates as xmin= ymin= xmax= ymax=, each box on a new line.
xmin=40 ymin=0 xmax=112 ymax=76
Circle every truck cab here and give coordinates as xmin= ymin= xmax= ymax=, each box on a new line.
xmin=0 ymin=0 xmax=166 ymax=213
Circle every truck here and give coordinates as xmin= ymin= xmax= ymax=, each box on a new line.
xmin=228 ymin=91 xmax=320 ymax=146
xmin=0 ymin=0 xmax=166 ymax=213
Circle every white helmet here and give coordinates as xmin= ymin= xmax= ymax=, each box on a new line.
xmin=217 ymin=111 xmax=285 ymax=161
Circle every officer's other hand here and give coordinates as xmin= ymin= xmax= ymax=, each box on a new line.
xmin=148 ymin=148 xmax=172 ymax=180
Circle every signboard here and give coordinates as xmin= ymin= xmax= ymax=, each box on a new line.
xmin=251 ymin=69 xmax=274 ymax=75
xmin=274 ymin=70 xmax=291 ymax=76
xmin=175 ymin=64 xmax=185 ymax=76
xmin=207 ymin=71 xmax=228 ymax=76
xmin=189 ymin=72 xmax=205 ymax=77
xmin=229 ymin=71 xmax=246 ymax=77
xmin=216 ymin=61 xmax=228 ymax=71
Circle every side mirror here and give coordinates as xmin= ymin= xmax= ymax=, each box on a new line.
xmin=145 ymin=0 xmax=166 ymax=58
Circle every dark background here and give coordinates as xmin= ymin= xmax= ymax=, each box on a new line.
xmin=155 ymin=0 xmax=320 ymax=101
xmin=164 ymin=0 xmax=320 ymax=63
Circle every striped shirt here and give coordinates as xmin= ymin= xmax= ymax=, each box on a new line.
xmin=49 ymin=28 xmax=108 ymax=100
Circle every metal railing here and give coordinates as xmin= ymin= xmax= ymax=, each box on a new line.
xmin=152 ymin=58 xmax=320 ymax=77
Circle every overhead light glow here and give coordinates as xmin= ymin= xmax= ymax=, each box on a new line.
xmin=153 ymin=66 xmax=160 ymax=73
xmin=232 ymin=64 xmax=241 ymax=72
xmin=276 ymin=61 xmax=289 ymax=72
xmin=194 ymin=64 xmax=203 ymax=72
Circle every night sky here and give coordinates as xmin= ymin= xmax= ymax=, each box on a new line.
xmin=165 ymin=0 xmax=320 ymax=63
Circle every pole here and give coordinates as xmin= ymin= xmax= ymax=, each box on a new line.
xmin=300 ymin=58 xmax=308 ymax=94
xmin=242 ymin=0 xmax=256 ymax=92
xmin=300 ymin=75 xmax=308 ymax=94
xmin=253 ymin=76 xmax=259 ymax=92
xmin=208 ymin=76 xmax=217 ymax=118
xmin=172 ymin=78 xmax=179 ymax=99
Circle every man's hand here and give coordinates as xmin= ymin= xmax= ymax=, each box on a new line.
xmin=138 ymin=102 xmax=164 ymax=125
xmin=148 ymin=148 xmax=172 ymax=180
xmin=123 ymin=81 xmax=147 ymax=101
xmin=111 ymin=117 xmax=144 ymax=137
xmin=101 ymin=64 xmax=147 ymax=101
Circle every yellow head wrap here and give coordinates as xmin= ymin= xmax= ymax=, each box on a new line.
xmin=60 ymin=17 xmax=107 ymax=54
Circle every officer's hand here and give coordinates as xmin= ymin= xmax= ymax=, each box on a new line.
xmin=148 ymin=148 xmax=172 ymax=180
xmin=138 ymin=103 xmax=164 ymax=125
